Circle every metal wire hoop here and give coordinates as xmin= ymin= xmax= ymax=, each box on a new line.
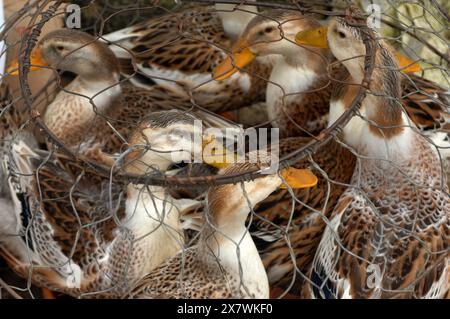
xmin=15 ymin=1 xmax=378 ymax=188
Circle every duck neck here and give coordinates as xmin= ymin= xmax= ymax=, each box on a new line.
xmin=43 ymin=72 xmax=121 ymax=147
xmin=266 ymin=48 xmax=330 ymax=129
xmin=107 ymin=183 xmax=184 ymax=283
xmin=333 ymin=47 xmax=410 ymax=158
xmin=199 ymin=209 xmax=258 ymax=276
xmin=75 ymin=72 xmax=122 ymax=111
xmin=268 ymin=50 xmax=327 ymax=95
xmin=215 ymin=3 xmax=258 ymax=41
xmin=201 ymin=209 xmax=249 ymax=247
xmin=124 ymin=184 xmax=182 ymax=239
xmin=199 ymin=186 xmax=271 ymax=276
xmin=285 ymin=47 xmax=330 ymax=72
xmin=198 ymin=198 xmax=269 ymax=298
xmin=365 ymin=49 xmax=404 ymax=133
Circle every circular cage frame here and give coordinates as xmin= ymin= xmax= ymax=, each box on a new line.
xmin=9 ymin=0 xmax=386 ymax=188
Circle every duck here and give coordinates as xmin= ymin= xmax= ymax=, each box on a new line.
xmin=213 ymin=10 xmax=337 ymax=137
xmin=125 ymin=162 xmax=318 ymax=299
xmin=248 ymin=137 xmax=355 ymax=298
xmin=195 ymin=11 xmax=352 ymax=298
xmin=212 ymin=9 xmax=449 ymax=298
xmin=295 ymin=12 xmax=449 ymax=298
xmin=214 ymin=10 xmax=449 ymax=138
xmin=101 ymin=3 xmax=273 ymax=112
xmin=7 ymin=29 xmax=239 ymax=162
xmin=0 ymin=110 xmax=231 ymax=298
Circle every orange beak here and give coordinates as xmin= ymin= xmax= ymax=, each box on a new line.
xmin=280 ymin=168 xmax=318 ymax=189
xmin=213 ymin=39 xmax=256 ymax=81
xmin=6 ymin=48 xmax=48 ymax=75
xmin=394 ymin=51 xmax=420 ymax=74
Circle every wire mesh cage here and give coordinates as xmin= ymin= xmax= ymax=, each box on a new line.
xmin=0 ymin=0 xmax=448 ymax=299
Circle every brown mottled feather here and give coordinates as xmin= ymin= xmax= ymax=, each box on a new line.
xmin=305 ymin=16 xmax=449 ymax=299
xmin=104 ymin=6 xmax=271 ymax=112
xmin=1 ymin=149 xmax=131 ymax=297
xmin=250 ymin=137 xmax=356 ymax=297
xmin=401 ymin=74 xmax=450 ymax=131
xmin=126 ymin=163 xmax=280 ymax=299
xmin=309 ymin=137 xmax=449 ymax=299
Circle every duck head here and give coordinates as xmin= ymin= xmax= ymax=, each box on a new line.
xmin=8 ymin=29 xmax=120 ymax=83
xmin=296 ymin=14 xmax=415 ymax=146
xmin=295 ymin=14 xmax=420 ymax=80
xmin=124 ymin=110 xmax=236 ymax=173
xmin=213 ymin=10 xmax=326 ymax=80
xmin=324 ymin=17 xmax=368 ymax=83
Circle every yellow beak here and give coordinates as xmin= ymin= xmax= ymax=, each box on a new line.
xmin=213 ymin=39 xmax=256 ymax=81
xmin=6 ymin=48 xmax=48 ymax=75
xmin=295 ymin=26 xmax=328 ymax=48
xmin=201 ymin=134 xmax=237 ymax=169
xmin=201 ymin=134 xmax=318 ymax=187
xmin=280 ymin=167 xmax=318 ymax=189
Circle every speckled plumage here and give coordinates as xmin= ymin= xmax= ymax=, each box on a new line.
xmin=231 ymin=11 xmax=449 ymax=138
xmin=126 ymin=247 xmax=259 ymax=299
xmin=36 ymin=29 xmax=240 ymax=160
xmin=125 ymin=163 xmax=303 ymax=299
xmin=304 ymin=16 xmax=449 ymax=299
xmin=0 ymin=112 xmax=211 ymax=298
xmin=103 ymin=5 xmax=272 ymax=112
xmin=309 ymin=135 xmax=449 ymax=299
xmin=250 ymin=137 xmax=356 ymax=297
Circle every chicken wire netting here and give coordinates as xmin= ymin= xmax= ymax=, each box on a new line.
xmin=0 ymin=0 xmax=448 ymax=299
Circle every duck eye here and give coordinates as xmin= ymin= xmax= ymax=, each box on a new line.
xmin=338 ymin=31 xmax=346 ymax=38
xmin=169 ymin=129 xmax=188 ymax=140
xmin=55 ymin=45 xmax=65 ymax=52
xmin=264 ymin=27 xmax=274 ymax=33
